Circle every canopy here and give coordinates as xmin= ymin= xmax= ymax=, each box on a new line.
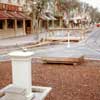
xmin=0 ymin=11 xmax=31 ymax=20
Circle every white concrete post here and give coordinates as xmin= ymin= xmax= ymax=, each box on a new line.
xmin=8 ymin=51 xmax=34 ymax=100
xmin=67 ymin=32 xmax=70 ymax=48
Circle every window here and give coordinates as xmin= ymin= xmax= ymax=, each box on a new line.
xmin=17 ymin=0 xmax=20 ymax=4
xmin=8 ymin=0 xmax=11 ymax=3
xmin=0 ymin=20 xmax=4 ymax=29
xmin=17 ymin=20 xmax=23 ymax=28
xmin=7 ymin=19 xmax=14 ymax=28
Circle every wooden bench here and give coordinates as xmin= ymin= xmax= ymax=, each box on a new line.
xmin=41 ymin=56 xmax=84 ymax=65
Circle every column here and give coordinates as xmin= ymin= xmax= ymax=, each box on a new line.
xmin=39 ymin=19 xmax=41 ymax=33
xmin=4 ymin=19 xmax=7 ymax=38
xmin=60 ymin=18 xmax=62 ymax=28
xmin=30 ymin=20 xmax=33 ymax=34
xmin=47 ymin=20 xmax=49 ymax=30
xmin=23 ymin=19 xmax=26 ymax=35
xmin=15 ymin=19 xmax=17 ymax=36
xmin=52 ymin=20 xmax=55 ymax=28
xmin=4 ymin=19 xmax=7 ymax=31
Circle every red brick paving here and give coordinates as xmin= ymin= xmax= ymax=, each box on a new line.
xmin=0 ymin=60 xmax=100 ymax=100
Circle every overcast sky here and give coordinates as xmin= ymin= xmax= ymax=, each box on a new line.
xmin=80 ymin=0 xmax=100 ymax=11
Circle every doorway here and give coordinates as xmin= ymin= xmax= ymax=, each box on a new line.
xmin=25 ymin=20 xmax=31 ymax=34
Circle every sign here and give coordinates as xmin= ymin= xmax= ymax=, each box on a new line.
xmin=0 ymin=3 xmax=22 ymax=11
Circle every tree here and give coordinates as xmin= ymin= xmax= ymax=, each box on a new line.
xmin=56 ymin=0 xmax=80 ymax=12
xmin=80 ymin=2 xmax=100 ymax=23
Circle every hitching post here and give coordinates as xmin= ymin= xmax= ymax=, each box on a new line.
xmin=67 ymin=32 xmax=70 ymax=48
xmin=9 ymin=51 xmax=34 ymax=100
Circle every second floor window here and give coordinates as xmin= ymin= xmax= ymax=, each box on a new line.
xmin=8 ymin=0 xmax=11 ymax=3
xmin=17 ymin=0 xmax=20 ymax=4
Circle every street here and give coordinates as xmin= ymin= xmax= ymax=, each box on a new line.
xmin=0 ymin=28 xmax=100 ymax=61
xmin=31 ymin=27 xmax=100 ymax=60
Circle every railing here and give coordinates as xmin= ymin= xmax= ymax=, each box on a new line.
xmin=32 ymin=27 xmax=90 ymax=43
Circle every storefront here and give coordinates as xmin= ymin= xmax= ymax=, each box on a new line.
xmin=0 ymin=3 xmax=32 ymax=39
xmin=39 ymin=13 xmax=56 ymax=32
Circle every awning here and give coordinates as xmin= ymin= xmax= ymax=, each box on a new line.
xmin=8 ymin=12 xmax=23 ymax=19
xmin=48 ymin=15 xmax=56 ymax=20
xmin=18 ymin=12 xmax=31 ymax=20
xmin=9 ymin=12 xmax=31 ymax=20
xmin=0 ymin=11 xmax=14 ymax=19
xmin=0 ymin=13 xmax=8 ymax=19
xmin=40 ymin=14 xmax=51 ymax=20
xmin=70 ymin=16 xmax=82 ymax=21
xmin=0 ymin=11 xmax=31 ymax=20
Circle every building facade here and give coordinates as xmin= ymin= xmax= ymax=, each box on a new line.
xmin=0 ymin=0 xmax=32 ymax=39
xmin=0 ymin=0 xmax=26 ymax=6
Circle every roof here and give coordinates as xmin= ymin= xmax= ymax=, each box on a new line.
xmin=40 ymin=14 xmax=56 ymax=20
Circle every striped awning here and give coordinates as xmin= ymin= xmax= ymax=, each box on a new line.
xmin=8 ymin=12 xmax=24 ymax=19
xmin=0 ymin=11 xmax=14 ymax=19
xmin=0 ymin=11 xmax=31 ymax=20
xmin=48 ymin=15 xmax=56 ymax=20
xmin=40 ymin=14 xmax=51 ymax=20
xmin=40 ymin=14 xmax=56 ymax=20
xmin=18 ymin=12 xmax=31 ymax=19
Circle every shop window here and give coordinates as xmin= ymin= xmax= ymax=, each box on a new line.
xmin=17 ymin=20 xmax=23 ymax=28
xmin=26 ymin=20 xmax=31 ymax=27
xmin=55 ymin=20 xmax=59 ymax=27
xmin=7 ymin=19 xmax=14 ymax=28
xmin=49 ymin=20 xmax=52 ymax=27
xmin=0 ymin=20 xmax=4 ymax=29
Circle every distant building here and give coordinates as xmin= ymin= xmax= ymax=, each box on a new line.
xmin=0 ymin=0 xmax=32 ymax=39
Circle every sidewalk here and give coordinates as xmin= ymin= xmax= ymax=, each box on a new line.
xmin=0 ymin=34 xmax=38 ymax=48
xmin=0 ymin=27 xmax=93 ymax=49
xmin=0 ymin=27 xmax=92 ymax=48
